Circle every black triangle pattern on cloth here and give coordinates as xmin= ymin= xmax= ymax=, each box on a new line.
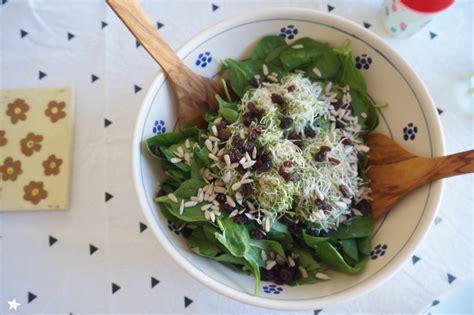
xmin=49 ymin=235 xmax=57 ymax=247
xmin=447 ymin=273 xmax=456 ymax=284
xmin=134 ymin=85 xmax=142 ymax=93
xmin=432 ymin=300 xmax=440 ymax=306
xmin=151 ymin=277 xmax=160 ymax=288
xmin=28 ymin=292 xmax=37 ymax=303
xmin=157 ymin=21 xmax=164 ymax=29
xmin=139 ymin=222 xmax=148 ymax=233
xmin=101 ymin=21 xmax=108 ymax=29
xmin=363 ymin=22 xmax=371 ymax=29
xmin=112 ymin=283 xmax=121 ymax=294
xmin=314 ymin=309 xmax=322 ymax=315
xmin=39 ymin=71 xmax=47 ymax=80
xmin=136 ymin=40 xmax=141 ymax=48
xmin=91 ymin=74 xmax=99 ymax=83
xmin=67 ymin=32 xmax=75 ymax=40
xmin=430 ymin=32 xmax=437 ymax=39
xmin=2 ymin=0 xmax=7 ymax=5
xmin=21 ymin=29 xmax=28 ymax=38
xmin=412 ymin=255 xmax=420 ymax=264
xmin=327 ymin=4 xmax=334 ymax=12
xmin=104 ymin=118 xmax=112 ymax=128
xmin=105 ymin=192 xmax=113 ymax=202
xmin=212 ymin=4 xmax=219 ymax=11
xmin=89 ymin=244 xmax=98 ymax=255
xmin=437 ymin=108 xmax=444 ymax=115
xmin=184 ymin=296 xmax=193 ymax=308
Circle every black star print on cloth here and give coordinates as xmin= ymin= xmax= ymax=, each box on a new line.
xmin=49 ymin=235 xmax=57 ymax=247
xmin=28 ymin=292 xmax=37 ymax=303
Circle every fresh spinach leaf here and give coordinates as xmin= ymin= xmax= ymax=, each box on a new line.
xmin=357 ymin=237 xmax=372 ymax=256
xmin=304 ymin=50 xmax=341 ymax=80
xmin=249 ymin=239 xmax=286 ymax=261
xmin=188 ymin=228 xmax=221 ymax=258
xmin=251 ymin=35 xmax=287 ymax=61
xmin=302 ymin=232 xmax=336 ymax=249
xmin=219 ymin=108 xmax=239 ymax=124
xmin=288 ymin=246 xmax=321 ymax=285
xmin=327 ymin=216 xmax=374 ymax=239
xmin=243 ymin=252 xmax=261 ymax=295
xmin=225 ymin=58 xmax=262 ymax=97
xmin=194 ymin=146 xmax=212 ymax=168
xmin=350 ymin=91 xmax=379 ymax=132
xmin=215 ymin=218 xmax=250 ymax=257
xmin=268 ymin=230 xmax=293 ymax=250
xmin=340 ymin=239 xmax=359 ymax=262
xmin=279 ymin=38 xmax=331 ymax=71
xmin=165 ymin=168 xmax=189 ymax=183
xmin=147 ymin=132 xmax=185 ymax=148
xmin=155 ymin=195 xmax=208 ymax=223
xmin=159 ymin=146 xmax=191 ymax=172
xmin=334 ymin=42 xmax=367 ymax=94
xmin=203 ymin=110 xmax=218 ymax=123
xmin=317 ymin=242 xmax=366 ymax=274
xmin=174 ymin=178 xmax=204 ymax=199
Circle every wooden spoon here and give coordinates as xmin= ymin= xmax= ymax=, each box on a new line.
xmin=367 ymin=133 xmax=474 ymax=219
xmin=106 ymin=0 xmax=222 ymax=127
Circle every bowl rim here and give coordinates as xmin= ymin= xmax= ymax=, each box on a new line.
xmin=132 ymin=8 xmax=445 ymax=310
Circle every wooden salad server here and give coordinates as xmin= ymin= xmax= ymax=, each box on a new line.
xmin=367 ymin=133 xmax=474 ymax=220
xmin=106 ymin=0 xmax=222 ymax=127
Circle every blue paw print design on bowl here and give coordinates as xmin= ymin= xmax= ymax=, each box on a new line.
xmin=195 ymin=52 xmax=212 ymax=68
xmin=262 ymin=284 xmax=283 ymax=294
xmin=280 ymin=25 xmax=298 ymax=40
xmin=355 ymin=54 xmax=373 ymax=70
xmin=370 ymin=244 xmax=388 ymax=260
xmin=152 ymin=120 xmax=166 ymax=134
xmin=403 ymin=123 xmax=418 ymax=141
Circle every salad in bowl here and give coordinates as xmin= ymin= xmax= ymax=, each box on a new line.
xmin=146 ymin=35 xmax=380 ymax=294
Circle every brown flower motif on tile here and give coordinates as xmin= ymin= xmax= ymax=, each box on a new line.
xmin=45 ymin=100 xmax=66 ymax=122
xmin=42 ymin=154 xmax=63 ymax=176
xmin=20 ymin=132 xmax=43 ymax=156
xmin=23 ymin=181 xmax=48 ymax=205
xmin=0 ymin=130 xmax=7 ymax=146
xmin=0 ymin=157 xmax=22 ymax=181
xmin=6 ymin=98 xmax=30 ymax=124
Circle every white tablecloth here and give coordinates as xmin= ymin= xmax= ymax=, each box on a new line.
xmin=1 ymin=0 xmax=473 ymax=314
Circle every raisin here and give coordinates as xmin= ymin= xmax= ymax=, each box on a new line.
xmin=217 ymin=128 xmax=232 ymax=140
xmin=257 ymin=160 xmax=273 ymax=172
xmin=335 ymin=120 xmax=345 ymax=129
xmin=319 ymin=146 xmax=332 ymax=152
xmin=150 ymin=144 xmax=161 ymax=156
xmin=339 ymin=185 xmax=350 ymax=198
xmin=228 ymin=148 xmax=243 ymax=163
xmin=241 ymin=183 xmax=252 ymax=197
xmin=342 ymin=138 xmax=353 ymax=145
xmin=271 ymin=93 xmax=284 ymax=105
xmin=244 ymin=142 xmax=255 ymax=154
xmin=247 ymin=102 xmax=264 ymax=116
xmin=248 ymin=128 xmax=259 ymax=141
xmin=290 ymin=173 xmax=301 ymax=182
xmin=216 ymin=194 xmax=226 ymax=204
xmin=328 ymin=157 xmax=341 ymax=165
xmin=279 ymin=116 xmax=293 ymax=129
xmin=249 ymin=77 xmax=259 ymax=88
xmin=315 ymin=151 xmax=327 ymax=162
xmin=243 ymin=113 xmax=253 ymax=127
xmin=222 ymin=203 xmax=235 ymax=213
xmin=304 ymin=128 xmax=316 ymax=138
xmin=250 ymin=229 xmax=265 ymax=240
xmin=315 ymin=198 xmax=332 ymax=211
xmin=355 ymin=200 xmax=372 ymax=215
xmin=287 ymin=85 xmax=296 ymax=92
xmin=283 ymin=160 xmax=292 ymax=168
xmin=233 ymin=215 xmax=250 ymax=224
xmin=181 ymin=227 xmax=193 ymax=239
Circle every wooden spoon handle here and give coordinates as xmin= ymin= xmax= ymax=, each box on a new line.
xmin=106 ymin=0 xmax=192 ymax=80
xmin=427 ymin=150 xmax=474 ymax=181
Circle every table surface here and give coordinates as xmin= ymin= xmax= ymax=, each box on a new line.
xmin=1 ymin=0 xmax=473 ymax=314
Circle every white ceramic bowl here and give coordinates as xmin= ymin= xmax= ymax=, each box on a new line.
xmin=132 ymin=9 xmax=444 ymax=310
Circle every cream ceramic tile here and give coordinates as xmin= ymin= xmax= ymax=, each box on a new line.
xmin=0 ymin=87 xmax=74 ymax=211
